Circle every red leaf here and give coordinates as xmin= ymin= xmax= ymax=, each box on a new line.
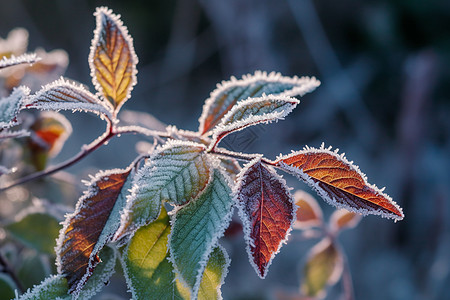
xmin=56 ymin=167 xmax=132 ymax=295
xmin=235 ymin=158 xmax=296 ymax=278
xmin=276 ymin=145 xmax=404 ymax=221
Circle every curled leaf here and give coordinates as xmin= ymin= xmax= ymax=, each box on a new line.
xmin=210 ymin=95 xmax=299 ymax=149
xmin=276 ymin=144 xmax=404 ymax=221
xmin=169 ymin=169 xmax=233 ymax=298
xmin=0 ymin=86 xmax=29 ymax=128
xmin=89 ymin=7 xmax=138 ymax=112
xmin=115 ymin=140 xmax=212 ymax=241
xmin=235 ymin=157 xmax=296 ymax=278
xmin=56 ymin=166 xmax=133 ymax=295
xmin=293 ymin=190 xmax=323 ymax=230
xmin=25 ymin=78 xmax=112 ymax=117
xmin=329 ymin=209 xmax=362 ymax=234
xmin=301 ymin=238 xmax=343 ymax=298
xmin=198 ymin=71 xmax=320 ymax=135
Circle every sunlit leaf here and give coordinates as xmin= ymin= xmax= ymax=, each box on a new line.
xmin=28 ymin=112 xmax=72 ymax=171
xmin=115 ymin=140 xmax=212 ymax=241
xmin=121 ymin=207 xmax=188 ymax=300
xmin=0 ymin=273 xmax=17 ymax=300
xmin=276 ymin=144 xmax=404 ymax=221
xmin=26 ymin=48 xmax=68 ymax=75
xmin=329 ymin=209 xmax=362 ymax=234
xmin=0 ymin=28 xmax=28 ymax=58
xmin=197 ymin=245 xmax=230 ymax=300
xmin=6 ymin=212 xmax=61 ymax=254
xmin=198 ymin=71 xmax=320 ymax=135
xmin=235 ymin=157 xmax=296 ymax=278
xmin=25 ymin=78 xmax=112 ymax=117
xmin=210 ymin=95 xmax=299 ymax=149
xmin=89 ymin=7 xmax=138 ymax=112
xmin=0 ymin=86 xmax=29 ymax=128
xmin=301 ymin=238 xmax=343 ymax=298
xmin=170 ymin=169 xmax=233 ymax=298
xmin=56 ymin=166 xmax=133 ymax=295
xmin=0 ymin=53 xmax=39 ymax=69
xmin=293 ymin=190 xmax=323 ymax=230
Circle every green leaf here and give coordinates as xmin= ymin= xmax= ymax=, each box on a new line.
xmin=121 ymin=207 xmax=189 ymax=300
xmin=115 ymin=140 xmax=212 ymax=241
xmin=0 ymin=273 xmax=17 ymax=300
xmin=301 ymin=238 xmax=343 ymax=298
xmin=0 ymin=86 xmax=29 ymax=128
xmin=18 ymin=252 xmax=51 ymax=290
xmin=17 ymin=247 xmax=116 ymax=300
xmin=17 ymin=275 xmax=70 ymax=300
xmin=169 ymin=169 xmax=233 ymax=298
xmin=6 ymin=212 xmax=61 ymax=255
xmin=198 ymin=71 xmax=320 ymax=134
xmin=122 ymin=207 xmax=230 ymax=300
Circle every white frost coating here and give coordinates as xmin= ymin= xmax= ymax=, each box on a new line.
xmin=55 ymin=165 xmax=132 ymax=297
xmin=114 ymin=139 xmax=211 ymax=241
xmin=209 ymin=95 xmax=299 ymax=150
xmin=213 ymin=244 xmax=231 ymax=300
xmin=0 ymin=53 xmax=40 ymax=69
xmin=0 ymin=129 xmax=29 ymax=140
xmin=0 ymin=86 xmax=29 ymax=128
xmin=198 ymin=70 xmax=320 ymax=134
xmin=233 ymin=157 xmax=297 ymax=279
xmin=276 ymin=144 xmax=404 ymax=221
xmin=16 ymin=274 xmax=69 ymax=300
xmin=168 ymin=168 xmax=234 ymax=299
xmin=25 ymin=77 xmax=113 ymax=118
xmin=89 ymin=7 xmax=138 ymax=113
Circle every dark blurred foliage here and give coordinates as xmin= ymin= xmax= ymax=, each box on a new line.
xmin=1 ymin=0 xmax=449 ymax=299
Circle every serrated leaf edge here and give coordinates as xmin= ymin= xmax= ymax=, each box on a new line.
xmin=234 ymin=157 xmax=297 ymax=279
xmin=0 ymin=53 xmax=40 ymax=69
xmin=198 ymin=70 xmax=320 ymax=134
xmin=89 ymin=6 xmax=138 ymax=113
xmin=167 ymin=168 xmax=234 ymax=300
xmin=0 ymin=86 xmax=30 ymax=128
xmin=276 ymin=143 xmax=404 ymax=221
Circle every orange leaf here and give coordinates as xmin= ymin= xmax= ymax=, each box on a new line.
xmin=235 ymin=158 xmax=296 ymax=278
xmin=293 ymin=190 xmax=323 ymax=230
xmin=56 ymin=166 xmax=133 ymax=295
xmin=89 ymin=7 xmax=138 ymax=113
xmin=329 ymin=209 xmax=362 ymax=234
xmin=276 ymin=145 xmax=404 ymax=221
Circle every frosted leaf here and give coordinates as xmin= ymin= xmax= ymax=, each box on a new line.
xmin=293 ymin=190 xmax=323 ymax=230
xmin=234 ymin=158 xmax=296 ymax=278
xmin=329 ymin=209 xmax=362 ymax=234
xmin=0 ymin=129 xmax=29 ymax=140
xmin=55 ymin=165 xmax=133 ymax=295
xmin=16 ymin=275 xmax=70 ymax=300
xmin=0 ymin=28 xmax=28 ymax=58
xmin=0 ymin=86 xmax=29 ymax=128
xmin=25 ymin=78 xmax=112 ymax=118
xmin=0 ymin=53 xmax=40 ymax=69
xmin=169 ymin=169 xmax=233 ymax=299
xmin=89 ymin=7 xmax=138 ymax=113
xmin=276 ymin=144 xmax=404 ymax=221
xmin=210 ymin=95 xmax=299 ymax=149
xmin=198 ymin=71 xmax=320 ymax=134
xmin=115 ymin=140 xmax=212 ymax=241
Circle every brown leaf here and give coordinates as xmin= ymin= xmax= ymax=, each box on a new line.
xmin=301 ymin=238 xmax=343 ymax=298
xmin=276 ymin=145 xmax=404 ymax=221
xmin=56 ymin=167 xmax=132 ymax=295
xmin=293 ymin=190 xmax=323 ymax=230
xmin=235 ymin=158 xmax=296 ymax=278
xmin=89 ymin=7 xmax=138 ymax=113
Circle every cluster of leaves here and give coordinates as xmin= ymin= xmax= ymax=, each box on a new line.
xmin=0 ymin=7 xmax=404 ymax=300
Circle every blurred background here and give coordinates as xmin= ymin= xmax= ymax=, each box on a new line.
xmin=0 ymin=0 xmax=449 ymax=299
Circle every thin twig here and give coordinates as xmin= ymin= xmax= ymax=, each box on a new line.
xmin=340 ymin=248 xmax=356 ymax=300
xmin=0 ymin=252 xmax=24 ymax=293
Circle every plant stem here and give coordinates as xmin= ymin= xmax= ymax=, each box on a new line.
xmin=209 ymin=147 xmax=276 ymax=166
xmin=0 ymin=252 xmax=24 ymax=293
xmin=340 ymin=250 xmax=355 ymax=300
